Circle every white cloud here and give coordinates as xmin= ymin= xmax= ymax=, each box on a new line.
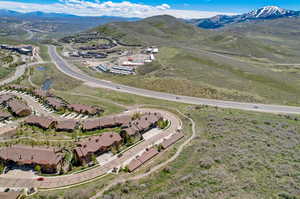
xmin=0 ymin=0 xmax=236 ymax=19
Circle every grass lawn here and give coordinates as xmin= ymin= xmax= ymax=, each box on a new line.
xmin=0 ymin=66 xmax=14 ymax=80
xmin=38 ymin=45 xmax=51 ymax=62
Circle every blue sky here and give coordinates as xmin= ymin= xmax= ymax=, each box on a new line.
xmin=0 ymin=0 xmax=299 ymax=18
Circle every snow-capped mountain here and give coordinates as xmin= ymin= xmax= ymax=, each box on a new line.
xmin=247 ymin=6 xmax=297 ymax=18
xmin=190 ymin=6 xmax=300 ymax=29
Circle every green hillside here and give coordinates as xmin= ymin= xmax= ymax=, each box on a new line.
xmin=93 ymin=15 xmax=206 ymax=45
xmin=84 ymin=15 xmax=300 ymax=106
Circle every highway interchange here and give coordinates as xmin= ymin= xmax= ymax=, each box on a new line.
xmin=48 ymin=45 xmax=300 ymax=115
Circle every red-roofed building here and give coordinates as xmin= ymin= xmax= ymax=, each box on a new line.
xmin=25 ymin=115 xmax=56 ymax=129
xmin=0 ymin=145 xmax=63 ymax=173
xmin=127 ymin=148 xmax=159 ymax=172
xmin=74 ymin=132 xmax=122 ymax=165
xmin=68 ymin=104 xmax=102 ymax=115
xmin=161 ymin=132 xmax=184 ymax=149
xmin=7 ymin=99 xmax=32 ymax=117
xmin=56 ymin=120 xmax=78 ymax=132
xmin=46 ymin=97 xmax=66 ymax=111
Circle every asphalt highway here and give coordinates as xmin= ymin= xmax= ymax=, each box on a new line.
xmin=48 ymin=45 xmax=300 ymax=115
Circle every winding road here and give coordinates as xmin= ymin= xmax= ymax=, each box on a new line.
xmin=48 ymin=45 xmax=300 ymax=115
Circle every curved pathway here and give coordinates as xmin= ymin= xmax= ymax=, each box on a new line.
xmin=90 ymin=110 xmax=196 ymax=199
xmin=48 ymin=45 xmax=300 ymax=115
xmin=0 ymin=61 xmax=49 ymax=86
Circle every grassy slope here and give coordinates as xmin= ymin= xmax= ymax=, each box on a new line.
xmin=24 ymin=44 xmax=300 ymax=199
xmin=82 ymin=15 xmax=300 ymax=106
xmin=29 ymin=63 xmax=81 ymax=91
xmin=23 ymin=18 xmax=300 ymax=198
xmin=103 ymin=107 xmax=300 ymax=199
xmin=215 ymin=17 xmax=300 ymax=62
xmin=93 ymin=15 xmax=206 ymax=45
xmin=28 ymin=104 xmax=300 ymax=199
xmin=0 ymin=66 xmax=14 ymax=80
xmin=38 ymin=45 xmax=51 ymax=62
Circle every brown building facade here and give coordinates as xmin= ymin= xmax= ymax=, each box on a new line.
xmin=7 ymin=99 xmax=32 ymax=117
xmin=25 ymin=115 xmax=56 ymax=129
xmin=0 ymin=145 xmax=63 ymax=173
xmin=74 ymin=132 xmax=122 ymax=164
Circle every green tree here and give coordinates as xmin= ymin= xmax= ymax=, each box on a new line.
xmin=34 ymin=165 xmax=41 ymax=174
xmin=132 ymin=112 xmax=141 ymax=120
xmin=0 ymin=163 xmax=5 ymax=174
xmin=157 ymin=119 xmax=168 ymax=129
xmin=91 ymin=154 xmax=97 ymax=165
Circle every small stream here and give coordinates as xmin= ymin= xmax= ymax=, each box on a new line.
xmin=36 ymin=66 xmax=46 ymax=71
xmin=41 ymin=79 xmax=53 ymax=91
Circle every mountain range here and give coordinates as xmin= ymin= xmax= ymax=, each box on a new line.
xmin=0 ymin=9 xmax=140 ymax=40
xmin=190 ymin=6 xmax=300 ymax=29
xmin=0 ymin=9 xmax=140 ymax=21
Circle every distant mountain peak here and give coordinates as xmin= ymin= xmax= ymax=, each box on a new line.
xmin=248 ymin=6 xmax=291 ymax=18
xmin=190 ymin=6 xmax=300 ymax=29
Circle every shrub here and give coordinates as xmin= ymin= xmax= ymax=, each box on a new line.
xmin=132 ymin=112 xmax=141 ymax=120
xmin=34 ymin=165 xmax=41 ymax=174
xmin=278 ymin=192 xmax=298 ymax=199
xmin=0 ymin=163 xmax=5 ymax=174
xmin=157 ymin=119 xmax=169 ymax=129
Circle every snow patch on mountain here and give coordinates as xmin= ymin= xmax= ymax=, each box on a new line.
xmin=249 ymin=6 xmax=290 ymax=18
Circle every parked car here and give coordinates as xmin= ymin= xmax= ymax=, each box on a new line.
xmin=37 ymin=177 xmax=44 ymax=181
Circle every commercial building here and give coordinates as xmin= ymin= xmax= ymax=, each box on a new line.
xmin=0 ymin=44 xmax=33 ymax=56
